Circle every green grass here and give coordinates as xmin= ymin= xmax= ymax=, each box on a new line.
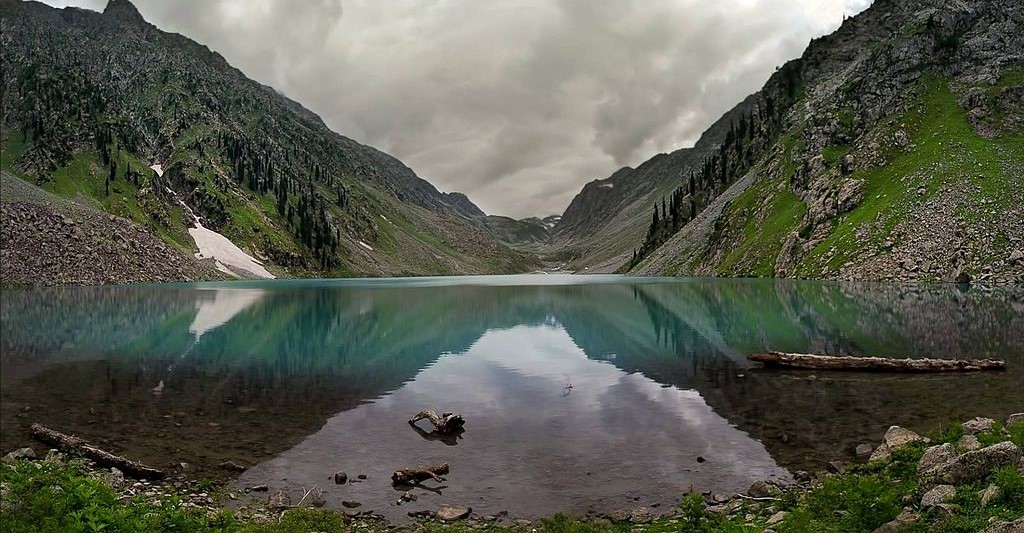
xmin=797 ymin=75 xmax=1024 ymax=277
xmin=821 ymin=145 xmax=851 ymax=169
xmin=718 ymin=179 xmax=807 ymax=277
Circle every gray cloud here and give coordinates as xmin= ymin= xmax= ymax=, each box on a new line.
xmin=43 ymin=0 xmax=870 ymax=217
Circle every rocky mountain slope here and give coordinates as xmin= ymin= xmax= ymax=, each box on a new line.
xmin=553 ymin=0 xmax=1023 ymax=283
xmin=1 ymin=171 xmax=224 ymax=285
xmin=0 ymin=0 xmax=535 ymax=282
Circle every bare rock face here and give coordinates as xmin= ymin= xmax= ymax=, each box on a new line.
xmin=919 ymin=442 xmax=1023 ymax=486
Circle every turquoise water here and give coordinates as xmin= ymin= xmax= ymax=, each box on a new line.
xmin=2 ymin=275 xmax=1022 ymax=519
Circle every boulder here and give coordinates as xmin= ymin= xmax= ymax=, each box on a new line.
xmin=919 ymin=442 xmax=1022 ymax=485
xmin=956 ymin=435 xmax=982 ymax=451
xmin=766 ymin=511 xmax=789 ymax=525
xmin=978 ymin=484 xmax=1001 ymax=507
xmin=629 ymin=507 xmax=653 ymax=524
xmin=920 ymin=484 xmax=955 ymax=508
xmin=872 ymin=509 xmax=919 ymax=533
xmin=1006 ymin=413 xmax=1024 ymax=426
xmin=961 ymin=417 xmax=996 ymax=434
xmin=855 ymin=443 xmax=874 ymax=461
xmin=1008 ymin=249 xmax=1024 ymax=265
xmin=983 ymin=517 xmax=1024 ymax=533
xmin=871 ymin=426 xmax=927 ymax=462
xmin=436 ymin=504 xmax=471 ymax=521
xmin=917 ymin=443 xmax=957 ymax=479
xmin=2 ymin=447 xmax=36 ymax=462
xmin=334 ymin=471 xmax=348 ymax=484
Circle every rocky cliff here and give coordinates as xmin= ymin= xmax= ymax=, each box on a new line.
xmin=555 ymin=0 xmax=1023 ymax=283
xmin=0 ymin=0 xmax=535 ymax=282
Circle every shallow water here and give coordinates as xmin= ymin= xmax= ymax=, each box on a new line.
xmin=2 ymin=275 xmax=1022 ymax=520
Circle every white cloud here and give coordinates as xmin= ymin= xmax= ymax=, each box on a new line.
xmin=41 ymin=0 xmax=872 ymax=217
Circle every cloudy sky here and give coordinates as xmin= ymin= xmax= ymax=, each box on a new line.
xmin=44 ymin=0 xmax=871 ymax=217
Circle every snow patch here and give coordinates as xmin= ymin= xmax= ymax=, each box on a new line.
xmin=189 ymin=225 xmax=275 ymax=279
xmin=150 ymin=163 xmax=163 ymax=177
xmin=160 ymin=180 xmax=275 ymax=279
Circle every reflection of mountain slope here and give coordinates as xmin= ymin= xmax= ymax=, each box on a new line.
xmin=238 ymin=326 xmax=789 ymax=520
xmin=1 ymin=279 xmax=1021 ymax=477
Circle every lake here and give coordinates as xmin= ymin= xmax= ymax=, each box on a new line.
xmin=2 ymin=275 xmax=1022 ymax=520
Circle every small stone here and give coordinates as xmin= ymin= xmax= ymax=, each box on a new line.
xmin=748 ymin=480 xmax=781 ymax=498
xmin=696 ymin=456 xmax=706 ymax=463
xmin=268 ymin=491 xmax=290 ymax=510
xmin=872 ymin=508 xmax=919 ymax=533
xmin=334 ymin=471 xmax=348 ymax=484
xmin=1007 ymin=413 xmax=1024 ymax=426
xmin=962 ymin=417 xmax=996 ymax=434
xmin=43 ymin=449 xmax=63 ymax=463
xmin=400 ymin=492 xmax=417 ymax=502
xmin=1008 ymin=249 xmax=1024 ymax=264
xmin=766 ymin=511 xmax=789 ymax=525
xmin=607 ymin=509 xmax=631 ymax=523
xmin=957 ymin=434 xmax=982 ymax=451
xmin=436 ymin=504 xmax=471 ymax=521
xmin=921 ymin=484 xmax=956 ymax=508
xmin=246 ymin=484 xmax=268 ymax=492
xmin=827 ymin=461 xmax=846 ymax=474
xmin=2 ymin=448 xmax=35 ymax=462
xmin=342 ymin=500 xmax=361 ymax=508
xmin=979 ymin=484 xmax=1001 ymax=507
xmin=855 ymin=443 xmax=874 ymax=461
xmin=219 ymin=460 xmax=246 ymax=472
xmin=357 ymin=473 xmax=367 ymax=480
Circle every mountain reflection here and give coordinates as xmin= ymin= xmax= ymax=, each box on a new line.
xmin=1 ymin=277 xmax=1022 ymax=489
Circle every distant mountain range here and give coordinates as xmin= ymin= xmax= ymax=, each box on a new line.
xmin=2 ymin=0 xmax=1021 ymax=284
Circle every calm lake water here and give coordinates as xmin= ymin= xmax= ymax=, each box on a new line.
xmin=2 ymin=275 xmax=1023 ymax=520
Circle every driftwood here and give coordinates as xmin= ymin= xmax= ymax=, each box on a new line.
xmin=409 ymin=409 xmax=465 ymax=435
xmin=391 ymin=462 xmax=450 ymax=485
xmin=30 ymin=423 xmax=165 ymax=479
xmin=748 ymin=352 xmax=1006 ymax=373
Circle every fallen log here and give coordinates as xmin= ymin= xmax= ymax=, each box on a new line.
xmin=748 ymin=352 xmax=1005 ymax=372
xmin=391 ymin=462 xmax=450 ymax=486
xmin=30 ymin=423 xmax=165 ymax=480
xmin=409 ymin=409 xmax=465 ymax=435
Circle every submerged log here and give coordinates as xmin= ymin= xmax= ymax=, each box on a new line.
xmin=748 ymin=352 xmax=1006 ymax=372
xmin=409 ymin=409 xmax=465 ymax=435
xmin=391 ymin=462 xmax=450 ymax=485
xmin=30 ymin=423 xmax=165 ymax=479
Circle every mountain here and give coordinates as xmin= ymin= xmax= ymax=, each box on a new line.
xmin=552 ymin=0 xmax=1023 ymax=284
xmin=0 ymin=0 xmax=536 ymax=282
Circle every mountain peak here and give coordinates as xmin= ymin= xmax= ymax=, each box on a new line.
xmin=103 ymin=0 xmax=147 ymax=25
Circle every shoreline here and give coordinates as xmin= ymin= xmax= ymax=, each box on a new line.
xmin=3 ymin=414 xmax=1022 ymax=532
